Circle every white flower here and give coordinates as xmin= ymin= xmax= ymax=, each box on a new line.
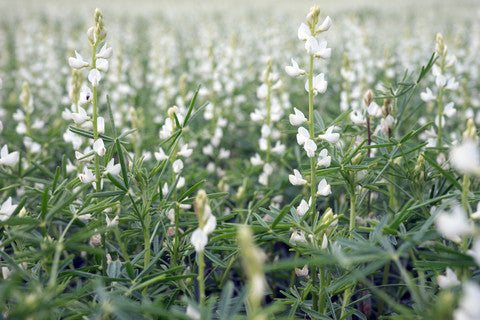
xmin=420 ymin=87 xmax=436 ymax=102
xmin=79 ymin=85 xmax=92 ymax=105
xmin=296 ymin=127 xmax=310 ymax=146
xmin=202 ymin=144 xmax=214 ymax=156
xmin=88 ymin=69 xmax=102 ymax=87
xmin=290 ymin=229 xmax=307 ymax=245
xmin=68 ymin=51 xmax=89 ymax=69
xmin=305 ymin=36 xmax=331 ymax=59
xmin=304 ymin=139 xmax=317 ymax=158
xmin=317 ymin=149 xmax=331 ymax=167
xmin=437 ymin=268 xmax=460 ymax=288
xmin=178 ymin=144 xmax=193 ymax=158
xmin=434 ymin=206 xmax=472 ymax=242
xmin=106 ymin=215 xmax=119 ymax=227
xmin=0 ymin=197 xmax=17 ymax=221
xmin=203 ymin=214 xmax=217 ymax=235
xmin=219 ymin=148 xmax=230 ymax=159
xmin=316 ymin=16 xmax=332 ymax=32
xmin=96 ymin=58 xmax=109 ymax=72
xmin=261 ymin=124 xmax=271 ymax=138
xmin=72 ymin=106 xmax=89 ymax=124
xmin=289 ymin=169 xmax=307 ymax=186
xmin=318 ymin=126 xmax=340 ymax=144
xmin=445 ymin=77 xmax=459 ymax=91
xmin=321 ymin=234 xmax=328 ymax=249
xmin=257 ymin=83 xmax=268 ymax=99
xmin=105 ymin=159 xmax=121 ymax=176
xmin=350 ymin=110 xmax=366 ymax=125
xmin=295 ymin=265 xmax=309 ymax=277
xmin=454 ymin=282 xmax=480 ymax=320
xmin=191 ymin=228 xmax=208 ymax=252
xmin=97 ymin=117 xmax=105 ymax=134
xmin=296 ymin=199 xmax=309 ymax=217
xmin=159 ymin=118 xmax=173 ymax=139
xmin=176 ymin=176 xmax=185 ymax=189
xmin=472 ymin=202 xmax=480 ymax=219
xmin=97 ymin=43 xmax=113 ymax=59
xmin=271 ymin=141 xmax=286 ymax=155
xmin=79 ymin=167 xmax=96 ymax=184
xmin=172 ymin=159 xmax=184 ymax=173
xmin=289 ymin=107 xmax=307 ymax=126
xmin=0 ymin=145 xmax=19 ymax=167
xmin=367 ymin=102 xmax=382 ymax=118
xmin=77 ymin=214 xmax=92 ymax=221
xmin=450 ymin=140 xmax=480 ymax=175
xmin=467 ymin=239 xmax=480 ymax=266
xmin=285 ymin=58 xmax=305 ymax=78
xmin=435 ymin=74 xmax=447 ymax=88
xmin=316 ymin=178 xmax=331 ymax=196
xmin=305 ymin=73 xmax=328 ymax=95
xmin=443 ymin=102 xmax=456 ymax=117
xmin=93 ymin=139 xmax=106 ymax=156
xmin=297 ymin=23 xmax=311 ymax=41
xmin=186 ymin=304 xmax=201 ymax=320
xmin=154 ymin=147 xmax=169 ymax=161
xmin=250 ymin=153 xmax=263 ymax=166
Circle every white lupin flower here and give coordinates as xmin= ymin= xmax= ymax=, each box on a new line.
xmin=68 ymin=51 xmax=89 ymax=69
xmin=219 ymin=148 xmax=230 ymax=159
xmin=306 ymin=73 xmax=328 ymax=95
xmin=435 ymin=74 xmax=447 ymax=88
xmin=296 ymin=199 xmax=309 ymax=217
xmin=297 ymin=23 xmax=311 ymax=41
xmin=454 ymin=282 xmax=480 ymax=320
xmin=467 ymin=239 xmax=480 ymax=266
xmin=304 ymin=139 xmax=317 ymax=158
xmin=321 ymin=234 xmax=329 ymax=249
xmin=289 ymin=107 xmax=307 ymax=126
xmin=96 ymin=58 xmax=109 ymax=72
xmin=295 ymin=265 xmax=309 ymax=277
xmin=261 ymin=124 xmax=271 ymax=138
xmin=285 ymin=58 xmax=305 ymax=78
xmin=450 ymin=140 xmax=480 ymax=175
xmin=443 ymin=102 xmax=456 ymax=117
xmin=350 ymin=110 xmax=366 ymax=125
xmin=0 ymin=145 xmax=19 ymax=167
xmin=79 ymin=85 xmax=93 ymax=105
xmin=176 ymin=176 xmax=185 ymax=189
xmin=289 ymin=169 xmax=307 ymax=186
xmin=93 ymin=139 xmax=106 ymax=156
xmin=97 ymin=117 xmax=105 ymax=134
xmin=178 ymin=144 xmax=193 ymax=158
xmin=72 ymin=106 xmax=89 ymax=124
xmin=445 ymin=77 xmax=459 ymax=91
xmin=435 ymin=206 xmax=472 ymax=242
xmin=472 ymin=202 xmax=480 ymax=219
xmin=186 ymin=305 xmax=201 ymax=320
xmin=172 ymin=159 xmax=184 ymax=173
xmin=79 ymin=167 xmax=96 ymax=184
xmin=290 ymin=229 xmax=307 ymax=245
xmin=271 ymin=141 xmax=286 ymax=155
xmin=316 ymin=16 xmax=332 ymax=32
xmin=318 ymin=126 xmax=339 ymax=144
xmin=0 ymin=197 xmax=17 ymax=221
xmin=105 ymin=159 xmax=121 ymax=176
xmin=420 ymin=87 xmax=436 ymax=102
xmin=296 ymin=127 xmax=310 ymax=146
xmin=250 ymin=153 xmax=264 ymax=166
xmin=77 ymin=214 xmax=92 ymax=222
xmin=154 ymin=147 xmax=169 ymax=161
xmin=437 ymin=267 xmax=460 ymax=288
xmin=88 ymin=69 xmax=102 ymax=87
xmin=317 ymin=149 xmax=331 ymax=167
xmin=367 ymin=102 xmax=382 ymax=117
xmin=191 ymin=228 xmax=208 ymax=252
xmin=305 ymin=36 xmax=331 ymax=59
xmin=316 ymin=178 xmax=331 ymax=196
xmin=96 ymin=43 xmax=113 ymax=59
xmin=203 ymin=214 xmax=217 ymax=235
xmin=106 ymin=215 xmax=119 ymax=227
xmin=257 ymin=83 xmax=268 ymax=99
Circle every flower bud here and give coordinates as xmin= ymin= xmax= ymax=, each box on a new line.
xmin=463 ymin=119 xmax=478 ymax=143
xmin=363 ymin=89 xmax=374 ymax=107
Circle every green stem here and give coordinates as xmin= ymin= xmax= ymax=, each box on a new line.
xmin=349 ymin=186 xmax=356 ymax=235
xmin=307 ymin=54 xmax=319 ymax=313
xmin=198 ymin=251 xmax=206 ymax=306
xmin=436 ymin=54 xmax=446 ymax=147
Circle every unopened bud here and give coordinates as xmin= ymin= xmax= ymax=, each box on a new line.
xmin=307 ymin=5 xmax=320 ymax=26
xmin=463 ymin=119 xmax=478 ymax=142
xmin=435 ymin=33 xmax=447 ymax=56
xmin=363 ymin=89 xmax=374 ymax=107
xmin=295 ymin=265 xmax=309 ymax=277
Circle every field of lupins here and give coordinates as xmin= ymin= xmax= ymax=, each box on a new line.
xmin=1 ymin=0 xmax=480 ymax=319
